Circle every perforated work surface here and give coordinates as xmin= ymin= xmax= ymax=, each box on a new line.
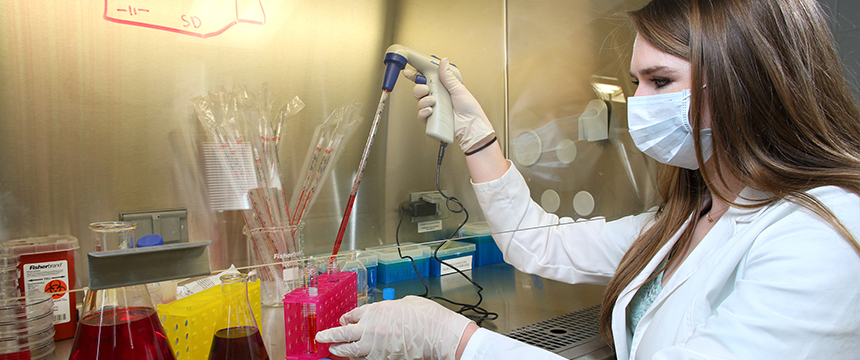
xmin=505 ymin=304 xmax=601 ymax=352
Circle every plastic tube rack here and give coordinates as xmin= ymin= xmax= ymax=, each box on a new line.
xmin=283 ymin=271 xmax=356 ymax=360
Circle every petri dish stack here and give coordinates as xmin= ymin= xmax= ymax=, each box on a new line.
xmin=0 ymin=252 xmax=56 ymax=360
xmin=0 ymin=252 xmax=20 ymax=299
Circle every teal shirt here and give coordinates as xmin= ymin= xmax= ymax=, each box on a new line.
xmin=627 ymin=256 xmax=669 ymax=337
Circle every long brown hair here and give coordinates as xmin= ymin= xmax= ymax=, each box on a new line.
xmin=599 ymin=0 xmax=860 ymax=347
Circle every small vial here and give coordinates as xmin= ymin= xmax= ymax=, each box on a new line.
xmin=303 ymin=260 xmax=318 ymax=289
xmin=327 ymin=256 xmax=339 ymax=284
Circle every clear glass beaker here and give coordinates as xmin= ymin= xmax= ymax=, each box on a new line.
xmin=246 ymin=223 xmax=304 ymax=306
xmin=208 ymin=273 xmax=269 ymax=360
xmin=88 ymin=221 xmax=138 ymax=252
xmin=69 ymin=222 xmax=176 ymax=360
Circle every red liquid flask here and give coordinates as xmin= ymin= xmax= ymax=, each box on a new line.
xmin=69 ymin=221 xmax=176 ymax=360
xmin=208 ymin=273 xmax=269 ymax=360
xmin=208 ymin=326 xmax=269 ymax=360
xmin=69 ymin=307 xmax=175 ymax=360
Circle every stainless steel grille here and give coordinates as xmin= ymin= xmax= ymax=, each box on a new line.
xmin=506 ymin=305 xmax=602 ymax=352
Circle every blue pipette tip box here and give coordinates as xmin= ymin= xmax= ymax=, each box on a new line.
xmin=367 ymin=244 xmax=430 ymax=284
xmin=458 ymin=222 xmax=504 ymax=267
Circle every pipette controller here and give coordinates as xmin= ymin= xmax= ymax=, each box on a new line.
xmin=382 ymin=44 xmax=463 ymax=145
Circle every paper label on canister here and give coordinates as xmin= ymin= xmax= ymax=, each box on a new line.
xmin=22 ymin=260 xmax=71 ymax=324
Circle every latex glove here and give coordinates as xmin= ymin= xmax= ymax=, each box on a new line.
xmin=403 ymin=58 xmax=495 ymax=152
xmin=315 ymin=295 xmax=474 ymax=360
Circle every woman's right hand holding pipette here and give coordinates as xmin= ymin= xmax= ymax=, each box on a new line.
xmin=404 ymin=58 xmax=494 ymax=153
xmin=404 ymin=58 xmax=509 ymax=183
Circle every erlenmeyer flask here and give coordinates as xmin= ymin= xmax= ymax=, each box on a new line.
xmin=69 ymin=222 xmax=176 ymax=360
xmin=208 ymin=273 xmax=269 ymax=360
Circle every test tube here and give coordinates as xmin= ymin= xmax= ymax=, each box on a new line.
xmin=302 ymin=260 xmax=319 ymax=353
xmin=303 ymin=260 xmax=318 ymax=289
xmin=305 ymin=287 xmax=318 ymax=352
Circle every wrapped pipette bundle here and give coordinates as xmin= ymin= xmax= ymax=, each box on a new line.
xmin=191 ymin=86 xmax=366 ymax=305
xmin=289 ymin=102 xmax=363 ymax=225
xmin=191 ymin=84 xmax=306 ymax=305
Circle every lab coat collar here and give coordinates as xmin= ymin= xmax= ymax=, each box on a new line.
xmin=726 ymin=187 xmax=771 ymax=223
xmin=611 ymin=187 xmax=772 ymax=359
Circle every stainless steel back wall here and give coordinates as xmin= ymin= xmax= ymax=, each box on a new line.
xmin=506 ymin=0 xmax=657 ymax=222
xmin=0 ymin=0 xmax=655 ymax=289
xmin=0 ymin=0 xmax=400 ymax=281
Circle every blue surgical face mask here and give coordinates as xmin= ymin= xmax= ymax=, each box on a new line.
xmin=627 ymin=89 xmax=712 ymax=170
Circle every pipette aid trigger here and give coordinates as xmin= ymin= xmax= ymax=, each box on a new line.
xmin=382 ymin=44 xmax=463 ymax=145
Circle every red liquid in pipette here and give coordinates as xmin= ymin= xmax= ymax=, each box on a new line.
xmin=332 ymin=193 xmax=356 ymax=255
xmin=332 ymin=91 xmax=388 ymax=256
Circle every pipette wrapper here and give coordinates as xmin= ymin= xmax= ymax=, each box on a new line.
xmin=192 ymin=85 xmax=304 ymax=223
xmin=289 ymin=102 xmax=363 ymax=225
xmin=283 ymin=271 xmax=357 ymax=360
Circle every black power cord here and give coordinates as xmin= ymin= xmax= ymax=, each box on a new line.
xmin=395 ymin=142 xmax=498 ymax=325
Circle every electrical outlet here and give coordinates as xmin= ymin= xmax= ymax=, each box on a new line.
xmin=408 ymin=191 xmax=449 ymax=223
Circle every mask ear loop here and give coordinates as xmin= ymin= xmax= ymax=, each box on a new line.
xmin=692 ymin=83 xmax=713 ymax=168
xmin=680 ymin=90 xmax=694 ymax=133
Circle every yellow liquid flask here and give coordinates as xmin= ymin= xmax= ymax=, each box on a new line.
xmin=208 ymin=273 xmax=269 ymax=360
xmin=69 ymin=221 xmax=176 ymax=360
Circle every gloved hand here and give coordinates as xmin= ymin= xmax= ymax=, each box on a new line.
xmin=403 ymin=58 xmax=495 ymax=153
xmin=315 ymin=295 xmax=474 ymax=360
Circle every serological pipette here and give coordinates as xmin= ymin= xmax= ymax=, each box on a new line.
xmin=331 ymin=91 xmax=389 ymax=256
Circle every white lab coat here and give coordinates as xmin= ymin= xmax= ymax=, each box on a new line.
xmin=460 ymin=162 xmax=860 ymax=360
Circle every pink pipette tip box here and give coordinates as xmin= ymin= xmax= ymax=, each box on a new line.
xmin=283 ymin=271 xmax=357 ymax=360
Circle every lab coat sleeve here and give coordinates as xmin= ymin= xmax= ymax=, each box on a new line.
xmin=460 ymin=328 xmax=567 ymax=360
xmin=651 ymin=197 xmax=860 ymax=359
xmin=471 ymin=161 xmax=653 ymax=285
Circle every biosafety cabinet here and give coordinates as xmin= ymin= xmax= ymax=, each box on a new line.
xmin=2 ymin=0 xmax=857 ymax=359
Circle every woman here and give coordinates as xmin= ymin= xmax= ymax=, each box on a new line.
xmin=317 ymin=0 xmax=860 ymax=358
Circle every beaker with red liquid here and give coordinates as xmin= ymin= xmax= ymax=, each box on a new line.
xmin=68 ymin=221 xmax=176 ymax=360
xmin=208 ymin=273 xmax=269 ymax=360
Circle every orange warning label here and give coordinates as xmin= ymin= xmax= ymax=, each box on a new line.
xmin=44 ymin=279 xmax=67 ymax=299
